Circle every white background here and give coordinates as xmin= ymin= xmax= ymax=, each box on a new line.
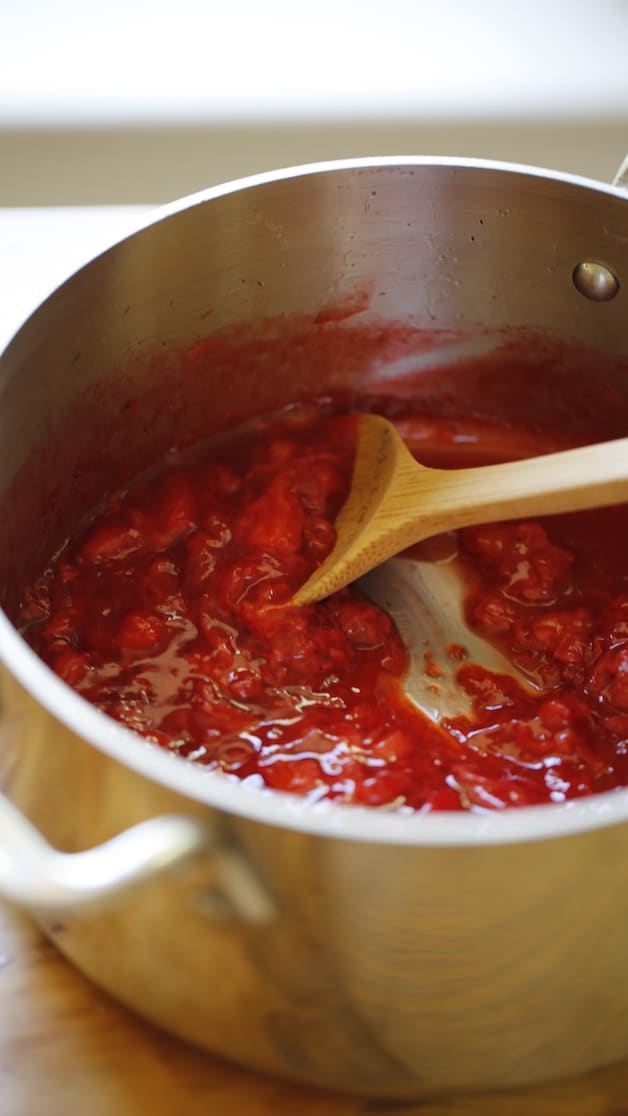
xmin=2 ymin=0 xmax=628 ymax=204
xmin=3 ymin=0 xmax=628 ymax=124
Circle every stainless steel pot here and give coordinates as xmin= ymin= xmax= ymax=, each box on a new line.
xmin=1 ymin=157 xmax=628 ymax=1097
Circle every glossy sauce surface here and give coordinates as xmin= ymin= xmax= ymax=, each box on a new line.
xmin=18 ymin=399 xmax=628 ymax=812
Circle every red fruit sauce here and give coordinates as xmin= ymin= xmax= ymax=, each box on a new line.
xmin=17 ymin=398 xmax=628 ymax=813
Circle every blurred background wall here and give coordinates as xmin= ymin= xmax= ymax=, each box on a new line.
xmin=2 ymin=0 xmax=628 ymax=205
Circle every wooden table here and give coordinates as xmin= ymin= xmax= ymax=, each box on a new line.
xmin=2 ymin=902 xmax=627 ymax=1116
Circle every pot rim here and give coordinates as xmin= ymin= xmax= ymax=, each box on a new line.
xmin=3 ymin=153 xmax=628 ymax=848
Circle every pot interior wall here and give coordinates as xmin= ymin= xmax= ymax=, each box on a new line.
xmin=0 ymin=162 xmax=627 ymax=613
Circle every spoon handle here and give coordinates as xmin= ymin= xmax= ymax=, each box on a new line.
xmin=416 ymin=436 xmax=628 ymax=537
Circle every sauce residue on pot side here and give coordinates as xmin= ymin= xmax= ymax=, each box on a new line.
xmin=17 ymin=392 xmax=628 ymax=813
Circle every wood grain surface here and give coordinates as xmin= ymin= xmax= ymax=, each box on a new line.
xmin=294 ymin=413 xmax=628 ymax=604
xmin=1 ymin=904 xmax=628 ymax=1116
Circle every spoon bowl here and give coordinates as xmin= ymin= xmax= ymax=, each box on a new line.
xmin=359 ymin=555 xmax=539 ymax=721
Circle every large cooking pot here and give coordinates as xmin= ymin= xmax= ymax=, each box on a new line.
xmin=1 ymin=157 xmax=628 ymax=1097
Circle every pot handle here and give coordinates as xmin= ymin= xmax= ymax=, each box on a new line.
xmin=0 ymin=792 xmax=210 ymax=914
xmin=0 ymin=793 xmax=275 ymax=922
xmin=612 ymin=154 xmax=628 ymax=191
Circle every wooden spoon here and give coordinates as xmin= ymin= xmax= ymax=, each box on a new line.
xmin=357 ymin=555 xmax=534 ymax=720
xmin=294 ymin=414 xmax=628 ymax=605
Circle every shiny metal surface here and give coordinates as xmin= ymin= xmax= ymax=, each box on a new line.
xmin=572 ymin=259 xmax=621 ymax=301
xmin=613 ymin=153 xmax=628 ymax=190
xmin=1 ymin=158 xmax=628 ymax=1095
xmin=0 ymin=795 xmax=209 ymax=913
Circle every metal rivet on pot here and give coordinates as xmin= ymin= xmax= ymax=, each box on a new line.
xmin=572 ymin=260 xmax=620 ymax=301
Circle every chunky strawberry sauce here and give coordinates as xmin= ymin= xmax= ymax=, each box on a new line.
xmin=17 ymin=399 xmax=628 ymax=813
